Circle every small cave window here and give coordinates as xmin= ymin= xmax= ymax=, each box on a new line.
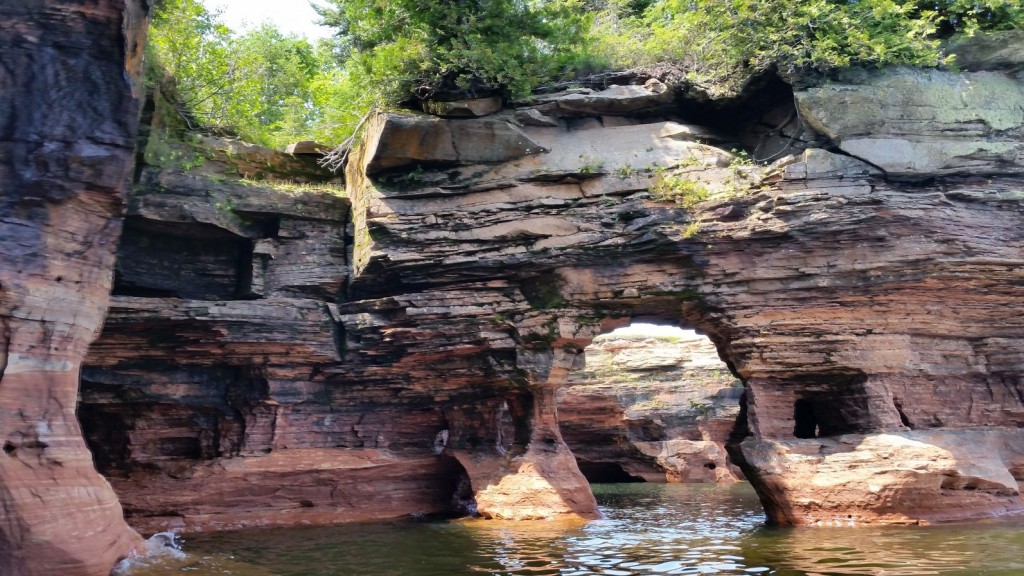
xmin=790 ymin=373 xmax=872 ymax=439
xmin=793 ymin=398 xmax=818 ymax=438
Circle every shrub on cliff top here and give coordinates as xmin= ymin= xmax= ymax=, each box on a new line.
xmin=148 ymin=0 xmax=343 ymax=148
xmin=147 ymin=0 xmax=1022 ymax=151
xmin=313 ymin=0 xmax=596 ymax=102
xmin=590 ymin=0 xmax=1024 ymax=93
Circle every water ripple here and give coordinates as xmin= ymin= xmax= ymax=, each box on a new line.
xmin=121 ymin=483 xmax=1024 ymax=576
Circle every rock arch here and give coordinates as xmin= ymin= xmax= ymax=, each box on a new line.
xmin=342 ymin=77 xmax=1024 ymax=527
xmin=2 ymin=7 xmax=1024 ymax=576
xmin=558 ymin=323 xmax=744 ymax=484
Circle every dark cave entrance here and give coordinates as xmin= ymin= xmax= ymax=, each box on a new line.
xmin=793 ymin=398 xmax=818 ymax=439
xmin=577 ymin=462 xmax=646 ymax=483
xmin=559 ymin=322 xmax=744 ymax=485
xmin=432 ymin=391 xmax=536 ymax=518
xmin=438 ymin=455 xmax=478 ymax=518
xmin=788 ymin=372 xmax=874 ymax=439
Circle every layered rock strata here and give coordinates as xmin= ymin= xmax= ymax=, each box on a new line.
xmin=0 ymin=2 xmax=149 ymax=575
xmin=559 ymin=330 xmax=744 ymax=483
xmin=341 ymin=66 xmax=1024 ymax=525
xmin=75 ymin=62 xmax=1024 ymax=540
xmin=0 ymin=7 xmax=1018 ymax=572
xmin=81 ymin=134 xmax=360 ymax=533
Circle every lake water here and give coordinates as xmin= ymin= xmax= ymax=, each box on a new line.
xmin=120 ymin=483 xmax=1024 ymax=576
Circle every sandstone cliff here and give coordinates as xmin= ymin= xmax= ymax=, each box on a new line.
xmin=0 ymin=2 xmax=148 ymax=575
xmin=78 ymin=56 xmax=1024 ymax=539
xmin=338 ymin=61 xmax=1024 ymax=526
xmin=2 ymin=9 xmax=1024 ymax=574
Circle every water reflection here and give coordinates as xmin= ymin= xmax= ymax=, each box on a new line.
xmin=746 ymin=520 xmax=1024 ymax=576
xmin=121 ymin=483 xmax=1024 ymax=576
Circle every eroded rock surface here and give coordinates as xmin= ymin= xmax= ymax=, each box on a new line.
xmin=78 ymin=64 xmax=1024 ymax=536
xmin=0 ymin=1 xmax=148 ymax=575
xmin=80 ymin=131 xmax=363 ymax=532
xmin=796 ymin=68 xmax=1024 ymax=178
xmin=342 ymin=74 xmax=1024 ymax=525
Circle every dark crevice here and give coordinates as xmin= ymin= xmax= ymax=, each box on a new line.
xmin=821 ymin=144 xmax=891 ymax=179
xmin=793 ymin=398 xmax=819 ymax=439
xmin=727 ymin=390 xmax=750 ymax=447
xmin=506 ymin=391 xmax=534 ymax=449
xmin=331 ymin=318 xmax=347 ymax=359
xmin=235 ymin=239 xmax=256 ymax=298
xmin=578 ymin=462 xmax=645 ymax=483
xmin=893 ymin=397 xmax=914 ymax=429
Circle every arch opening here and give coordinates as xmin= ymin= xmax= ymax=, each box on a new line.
xmin=558 ymin=321 xmax=745 ymax=484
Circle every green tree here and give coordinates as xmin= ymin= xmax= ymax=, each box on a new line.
xmin=314 ymin=0 xmax=595 ymax=101
xmin=147 ymin=0 xmax=1022 ymax=154
xmin=590 ymin=0 xmax=1024 ymax=94
xmin=148 ymin=0 xmax=241 ymax=127
xmin=148 ymin=0 xmax=338 ymax=148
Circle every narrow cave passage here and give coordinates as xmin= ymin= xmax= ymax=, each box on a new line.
xmin=557 ymin=323 xmax=745 ymax=485
xmin=439 ymin=455 xmax=479 ymax=518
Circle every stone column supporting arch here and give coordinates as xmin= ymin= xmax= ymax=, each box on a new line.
xmin=0 ymin=1 xmax=149 ymax=574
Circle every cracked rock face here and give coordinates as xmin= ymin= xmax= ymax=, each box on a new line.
xmin=796 ymin=68 xmax=1024 ymax=178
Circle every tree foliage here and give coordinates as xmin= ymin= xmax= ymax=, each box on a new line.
xmin=314 ymin=0 xmax=596 ymax=102
xmin=589 ymin=0 xmax=1024 ymax=92
xmin=147 ymin=0 xmax=342 ymax=148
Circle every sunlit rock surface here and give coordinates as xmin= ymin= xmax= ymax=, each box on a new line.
xmin=796 ymin=68 xmax=1024 ymax=178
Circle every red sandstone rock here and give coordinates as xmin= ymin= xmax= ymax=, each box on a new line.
xmin=1 ymin=7 xmax=1021 ymax=575
xmin=0 ymin=1 xmax=148 ymax=575
xmin=110 ymin=449 xmax=466 ymax=533
xmin=52 ymin=53 xmax=1024 ymax=573
xmin=342 ymin=97 xmax=1024 ymax=526
xmin=89 ymin=101 xmax=1024 ymax=534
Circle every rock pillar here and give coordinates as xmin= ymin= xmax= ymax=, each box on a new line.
xmin=0 ymin=1 xmax=148 ymax=574
xmin=456 ymin=347 xmax=600 ymax=520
